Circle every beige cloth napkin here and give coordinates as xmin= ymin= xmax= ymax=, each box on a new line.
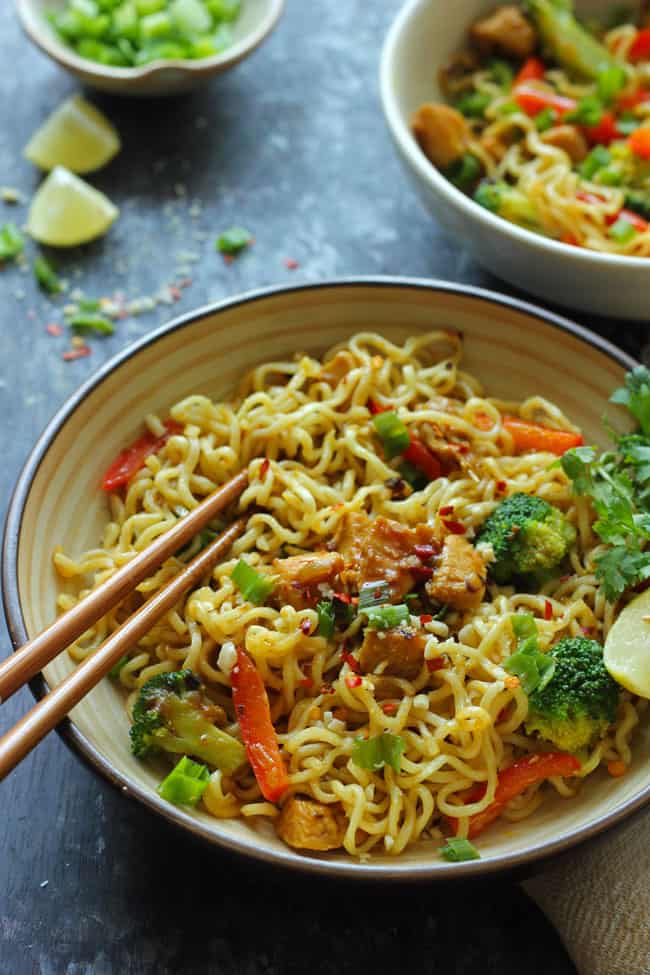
xmin=523 ymin=810 xmax=650 ymax=974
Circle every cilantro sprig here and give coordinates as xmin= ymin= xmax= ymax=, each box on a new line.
xmin=558 ymin=366 xmax=650 ymax=602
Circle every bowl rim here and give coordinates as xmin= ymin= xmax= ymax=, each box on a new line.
xmin=380 ymin=0 xmax=650 ymax=271
xmin=2 ymin=275 xmax=647 ymax=880
xmin=15 ymin=0 xmax=285 ymax=83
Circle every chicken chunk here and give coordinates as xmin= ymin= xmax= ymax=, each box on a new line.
xmin=412 ymin=104 xmax=470 ymax=170
xmin=426 ymin=534 xmax=486 ymax=610
xmin=359 ymin=626 xmax=427 ymax=679
xmin=319 ymin=350 xmax=356 ymax=386
xmin=470 ymin=5 xmax=537 ymax=59
xmin=273 ymin=551 xmax=344 ymax=610
xmin=276 ymin=796 xmax=345 ymax=851
xmin=540 ymin=125 xmax=589 ymax=164
xmin=335 ymin=512 xmax=438 ymax=601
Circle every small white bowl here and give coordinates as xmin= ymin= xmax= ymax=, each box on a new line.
xmin=380 ymin=0 xmax=650 ymax=320
xmin=16 ymin=0 xmax=285 ymax=97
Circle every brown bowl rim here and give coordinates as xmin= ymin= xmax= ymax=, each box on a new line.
xmin=2 ymin=276 xmax=646 ymax=880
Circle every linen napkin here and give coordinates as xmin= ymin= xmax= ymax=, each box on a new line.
xmin=523 ymin=810 xmax=650 ymax=974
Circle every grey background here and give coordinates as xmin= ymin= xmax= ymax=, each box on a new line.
xmin=1 ymin=2 xmax=646 ymax=972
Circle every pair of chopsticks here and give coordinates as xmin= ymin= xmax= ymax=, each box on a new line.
xmin=0 ymin=470 xmax=249 ymax=781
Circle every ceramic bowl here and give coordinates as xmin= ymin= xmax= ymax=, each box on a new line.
xmin=3 ymin=279 xmax=648 ymax=879
xmin=380 ymin=0 xmax=650 ymax=320
xmin=15 ymin=0 xmax=285 ymax=96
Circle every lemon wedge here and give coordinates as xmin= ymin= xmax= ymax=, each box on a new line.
xmin=604 ymin=588 xmax=650 ymax=698
xmin=27 ymin=166 xmax=119 ymax=247
xmin=24 ymin=95 xmax=121 ymax=174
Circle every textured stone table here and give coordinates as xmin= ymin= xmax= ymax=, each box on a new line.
xmin=1 ymin=3 xmax=647 ymax=973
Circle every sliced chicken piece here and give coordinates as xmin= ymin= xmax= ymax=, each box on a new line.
xmin=470 ymin=5 xmax=537 ymax=59
xmin=273 ymin=551 xmax=344 ymax=610
xmin=319 ymin=350 xmax=356 ymax=385
xmin=540 ymin=125 xmax=589 ymax=164
xmin=359 ymin=626 xmax=427 ymax=679
xmin=335 ymin=512 xmax=438 ymax=602
xmin=412 ymin=104 xmax=470 ymax=170
xmin=276 ymin=796 xmax=345 ymax=851
xmin=426 ymin=534 xmax=486 ymax=611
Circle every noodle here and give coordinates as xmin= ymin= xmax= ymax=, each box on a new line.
xmin=54 ymin=331 xmax=641 ymax=857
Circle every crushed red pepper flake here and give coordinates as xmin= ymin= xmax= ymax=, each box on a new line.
xmin=382 ymin=701 xmax=398 ymax=715
xmin=300 ymin=618 xmax=313 ymax=636
xmin=420 ymin=614 xmax=433 ymax=624
xmin=299 ymin=676 xmax=314 ymax=688
xmin=284 ymin=258 xmax=299 ymax=270
xmin=260 ymin=458 xmax=270 ymax=478
xmin=544 ymin=599 xmax=553 ymax=621
xmin=496 ymin=480 xmax=507 ymax=494
xmin=46 ymin=323 xmax=63 ymax=336
xmin=442 ymin=519 xmax=466 ymax=535
xmin=414 ymin=544 xmax=435 ymax=560
xmin=62 ymin=345 xmax=91 ymax=361
xmin=439 ymin=505 xmax=455 ymax=516
xmin=342 ymin=651 xmax=361 ymax=674
xmin=427 ymin=657 xmax=445 ymax=672
xmin=345 ymin=673 xmax=362 ymax=689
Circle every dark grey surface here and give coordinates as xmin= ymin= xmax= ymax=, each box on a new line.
xmin=1 ymin=2 xmax=646 ymax=973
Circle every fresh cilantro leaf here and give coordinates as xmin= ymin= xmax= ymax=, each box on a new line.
xmin=610 ymin=366 xmax=650 ymax=436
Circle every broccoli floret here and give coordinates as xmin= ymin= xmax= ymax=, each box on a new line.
xmin=477 ymin=492 xmax=575 ymax=585
xmin=130 ymin=669 xmax=245 ymax=774
xmin=526 ymin=636 xmax=621 ymax=751
xmin=524 ymin=0 xmax=622 ymax=79
xmin=474 ymin=181 xmax=542 ymax=231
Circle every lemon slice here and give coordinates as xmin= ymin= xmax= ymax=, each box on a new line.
xmin=27 ymin=166 xmax=119 ymax=247
xmin=24 ymin=95 xmax=121 ymax=174
xmin=604 ymin=588 xmax=650 ymax=698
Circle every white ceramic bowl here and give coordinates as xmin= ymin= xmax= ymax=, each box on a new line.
xmin=3 ymin=278 xmax=649 ymax=879
xmin=16 ymin=0 xmax=285 ymax=96
xmin=380 ymin=0 xmax=650 ymax=320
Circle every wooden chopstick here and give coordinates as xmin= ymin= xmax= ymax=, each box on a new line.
xmin=0 ymin=470 xmax=248 ymax=704
xmin=0 ymin=517 xmax=245 ymax=781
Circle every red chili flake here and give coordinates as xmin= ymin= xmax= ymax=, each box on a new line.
xmin=350 ymin=596 xmax=359 ymax=606
xmin=451 ymin=442 xmax=470 ymax=455
xmin=331 ymin=502 xmax=345 ymax=511
xmin=223 ymin=254 xmax=234 ymax=266
xmin=299 ymin=676 xmax=314 ymax=688
xmin=439 ymin=505 xmax=455 ymax=517
xmin=345 ymin=674 xmax=362 ymax=689
xmin=411 ymin=565 xmax=433 ymax=579
xmin=426 ymin=658 xmax=445 ymax=672
xmin=496 ymin=706 xmax=510 ymax=723
xmin=320 ymin=683 xmax=335 ymax=695
xmin=300 ymin=619 xmax=313 ymax=636
xmin=414 ymin=544 xmax=435 ymax=560
xmin=284 ymin=258 xmax=299 ymax=270
xmin=342 ymin=651 xmax=361 ymax=674
xmin=559 ymin=574 xmax=571 ymax=583
xmin=368 ymin=398 xmax=388 ymax=415
xmin=420 ymin=614 xmax=433 ymax=624
xmin=178 ymin=277 xmax=193 ymax=288
xmin=474 ymin=412 xmax=494 ymax=431
xmin=582 ymin=626 xmax=594 ymax=636
xmin=382 ymin=702 xmax=398 ymax=715
xmin=260 ymin=458 xmax=270 ymax=478
xmin=544 ymin=599 xmax=553 ymax=621
xmin=442 ymin=520 xmax=466 ymax=535
xmin=62 ymin=345 xmax=91 ymax=361
xmin=169 ymin=286 xmax=182 ymax=301
xmin=334 ymin=592 xmax=352 ymax=605
xmin=46 ymin=323 xmax=63 ymax=337
xmin=496 ymin=481 xmax=507 ymax=494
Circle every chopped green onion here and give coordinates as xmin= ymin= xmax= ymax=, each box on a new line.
xmin=108 ymin=654 xmax=129 ymax=678
xmin=609 ymin=218 xmax=637 ymax=244
xmin=596 ymin=166 xmax=623 ymax=186
xmin=488 ymin=57 xmax=514 ymax=88
xmin=497 ymin=101 xmax=521 ymax=117
xmin=68 ymin=314 xmax=115 ymax=335
xmin=317 ymin=600 xmax=336 ymax=639
xmin=231 ymin=558 xmax=275 ymax=604
xmin=139 ymin=10 xmax=174 ymax=38
xmin=447 ymin=153 xmax=482 ymax=191
xmin=510 ymin=613 xmax=537 ymax=640
xmin=439 ymin=837 xmax=481 ymax=862
xmin=358 ymin=581 xmax=392 ymax=610
xmin=535 ymin=107 xmax=557 ymax=132
xmin=206 ymin=0 xmax=240 ymax=18
xmin=364 ymin=603 xmax=410 ymax=630
xmin=596 ymin=65 xmax=627 ymax=104
xmin=397 ymin=460 xmax=427 ymax=490
xmin=216 ymin=226 xmax=253 ymax=255
xmin=505 ymin=614 xmax=556 ymax=694
xmin=79 ymin=297 xmax=102 ymax=311
xmin=455 ymin=91 xmax=491 ymax=118
xmin=579 ymin=145 xmax=611 ymax=180
xmin=624 ymin=190 xmax=650 ymax=220
xmin=158 ymin=756 xmax=210 ymax=805
xmin=566 ymin=95 xmax=604 ymax=127
xmin=372 ymin=411 xmax=410 ymax=460
xmin=34 ymin=256 xmax=63 ymax=294
xmin=0 ymin=223 xmax=24 ymax=262
xmin=352 ymin=733 xmax=404 ymax=773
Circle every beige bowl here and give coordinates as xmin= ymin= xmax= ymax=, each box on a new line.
xmin=15 ymin=0 xmax=285 ymax=96
xmin=3 ymin=279 xmax=648 ymax=879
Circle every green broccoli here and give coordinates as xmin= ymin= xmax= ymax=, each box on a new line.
xmin=474 ymin=181 xmax=542 ymax=231
xmin=476 ymin=492 xmax=575 ymax=585
xmin=524 ymin=0 xmax=623 ymax=79
xmin=526 ymin=636 xmax=621 ymax=751
xmin=130 ymin=669 xmax=246 ymax=774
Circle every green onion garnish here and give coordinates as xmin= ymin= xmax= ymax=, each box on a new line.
xmin=34 ymin=256 xmax=63 ymax=294
xmin=566 ymin=95 xmax=603 ymax=127
xmin=488 ymin=57 xmax=514 ymax=88
xmin=534 ymin=107 xmax=557 ymax=132
xmin=317 ymin=600 xmax=336 ymax=639
xmin=216 ymin=226 xmax=253 ymax=255
xmin=596 ymin=166 xmax=623 ymax=186
xmin=609 ymin=218 xmax=637 ymax=244
xmin=363 ymin=603 xmax=410 ymax=630
xmin=68 ymin=314 xmax=115 ymax=335
xmin=108 ymin=655 xmax=129 ymax=679
xmin=358 ymin=581 xmax=392 ymax=610
xmin=352 ymin=733 xmax=405 ymax=773
xmin=447 ymin=153 xmax=482 ymax=191
xmin=372 ymin=411 xmax=410 ymax=460
xmin=158 ymin=756 xmax=210 ymax=805
xmin=504 ymin=614 xmax=556 ymax=694
xmin=439 ymin=838 xmax=481 ymax=862
xmin=231 ymin=558 xmax=275 ymax=604
xmin=455 ymin=91 xmax=491 ymax=118
xmin=579 ymin=145 xmax=611 ymax=181
xmin=0 ymin=222 xmax=24 ymax=262
xmin=596 ymin=65 xmax=627 ymax=104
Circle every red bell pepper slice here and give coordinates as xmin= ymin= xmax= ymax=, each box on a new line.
xmin=628 ymin=126 xmax=650 ymax=160
xmin=450 ymin=752 xmax=581 ymax=839
xmin=606 ymin=208 xmax=649 ymax=231
xmin=503 ymin=416 xmax=584 ymax=455
xmin=629 ymin=27 xmax=650 ymax=62
xmin=514 ymin=57 xmax=546 ymax=86
xmin=403 ymin=436 xmax=442 ymax=481
xmin=101 ymin=419 xmax=183 ymax=491
xmin=583 ymin=111 xmax=622 ymax=146
xmin=514 ymin=84 xmax=576 ymax=118
xmin=618 ymin=88 xmax=650 ymax=110
xmin=231 ymin=647 xmax=288 ymax=803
